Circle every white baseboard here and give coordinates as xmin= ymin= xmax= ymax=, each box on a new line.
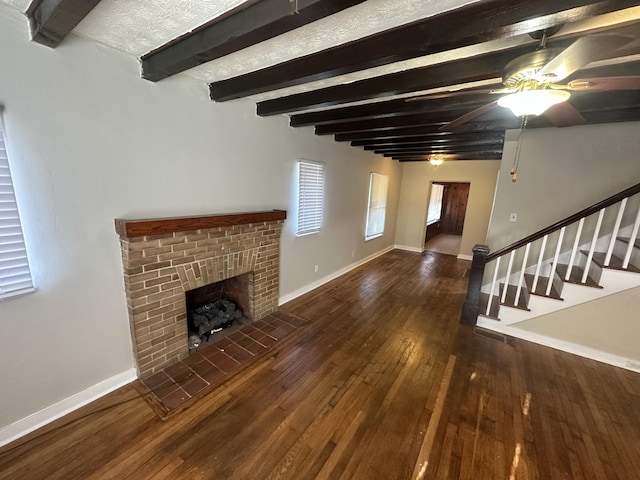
xmin=457 ymin=254 xmax=473 ymax=261
xmin=279 ymin=245 xmax=395 ymax=305
xmin=394 ymin=244 xmax=424 ymax=253
xmin=476 ymin=318 xmax=640 ymax=374
xmin=0 ymin=368 xmax=137 ymax=448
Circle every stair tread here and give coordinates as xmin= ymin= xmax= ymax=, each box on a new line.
xmin=556 ymin=264 xmax=602 ymax=288
xmin=479 ymin=292 xmax=501 ymax=320
xmin=498 ymin=284 xmax=530 ymax=311
xmin=524 ymin=274 xmax=563 ymax=300
xmin=617 ymin=237 xmax=640 ymax=249
xmin=590 ymin=251 xmax=640 ymax=273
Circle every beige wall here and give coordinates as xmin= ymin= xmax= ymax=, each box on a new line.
xmin=516 ymin=286 xmax=640 ymax=362
xmin=395 ymin=160 xmax=500 ymax=257
xmin=0 ymin=6 xmax=401 ymax=432
xmin=487 ymin=121 xmax=640 ymax=251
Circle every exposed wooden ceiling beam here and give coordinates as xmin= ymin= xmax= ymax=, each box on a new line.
xmin=26 ymin=0 xmax=102 ymax=47
xmin=394 ymin=151 xmax=503 ymax=161
xmin=362 ymin=139 xmax=505 ymax=151
xmin=379 ymin=145 xmax=504 ymax=155
xmin=354 ymin=132 xmax=505 ymax=147
xmin=336 ymin=128 xmax=492 ymax=142
xmin=289 ymin=93 xmax=497 ymax=127
xmin=256 ymin=39 xmax=577 ymax=116
xmin=209 ymin=0 xmax=635 ymax=101
xmin=141 ymin=0 xmax=366 ymax=82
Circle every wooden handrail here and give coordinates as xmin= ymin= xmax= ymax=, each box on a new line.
xmin=486 ymin=182 xmax=640 ymax=262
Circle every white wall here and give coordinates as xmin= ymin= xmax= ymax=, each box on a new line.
xmin=0 ymin=6 xmax=401 ymax=433
xmin=394 ymin=160 xmax=500 ymax=257
xmin=487 ymin=121 xmax=640 ymax=251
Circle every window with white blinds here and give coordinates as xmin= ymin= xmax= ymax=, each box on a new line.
xmin=427 ymin=183 xmax=445 ymax=225
xmin=0 ymin=114 xmax=34 ymax=299
xmin=296 ymin=160 xmax=324 ymax=236
xmin=365 ymin=173 xmax=388 ymax=240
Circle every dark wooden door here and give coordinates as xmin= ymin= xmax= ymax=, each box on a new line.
xmin=439 ymin=183 xmax=470 ymax=235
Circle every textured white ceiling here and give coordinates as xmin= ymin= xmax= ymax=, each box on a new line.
xmin=2 ymin=0 xmax=638 ymax=104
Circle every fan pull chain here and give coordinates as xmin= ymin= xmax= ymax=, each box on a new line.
xmin=511 ymin=115 xmax=529 ymax=183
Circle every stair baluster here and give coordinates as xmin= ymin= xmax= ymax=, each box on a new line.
xmin=514 ymin=243 xmax=530 ymax=306
xmin=566 ymin=218 xmax=584 ymax=281
xmin=486 ymin=256 xmax=501 ymax=316
xmin=605 ymin=198 xmax=627 ymax=266
xmin=547 ymin=227 xmax=565 ymax=296
xmin=581 ymin=208 xmax=605 ymax=283
xmin=501 ymin=250 xmax=515 ymax=304
xmin=623 ymin=205 xmax=640 ymax=269
xmin=531 ymin=234 xmax=548 ymax=292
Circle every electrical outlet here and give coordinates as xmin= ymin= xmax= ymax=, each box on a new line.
xmin=509 ymin=213 xmax=518 ymax=223
xmin=314 ymin=264 xmax=318 ymax=272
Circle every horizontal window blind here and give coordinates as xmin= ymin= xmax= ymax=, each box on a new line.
xmin=296 ymin=160 xmax=324 ymax=236
xmin=365 ymin=173 xmax=388 ymax=240
xmin=0 ymin=115 xmax=34 ymax=298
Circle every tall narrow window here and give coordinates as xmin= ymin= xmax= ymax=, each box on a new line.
xmin=427 ymin=183 xmax=445 ymax=225
xmin=0 ymin=113 xmax=34 ymax=298
xmin=365 ymin=173 xmax=388 ymax=240
xmin=296 ymin=160 xmax=324 ymax=236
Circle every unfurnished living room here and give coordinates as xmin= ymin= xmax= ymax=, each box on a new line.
xmin=1 ymin=1 xmax=640 ymax=479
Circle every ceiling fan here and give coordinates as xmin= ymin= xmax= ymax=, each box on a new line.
xmin=411 ymin=24 xmax=640 ymax=131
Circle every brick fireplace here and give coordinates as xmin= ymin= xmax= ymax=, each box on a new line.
xmin=114 ymin=210 xmax=286 ymax=379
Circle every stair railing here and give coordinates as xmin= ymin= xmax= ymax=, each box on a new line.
xmin=461 ymin=182 xmax=640 ymax=325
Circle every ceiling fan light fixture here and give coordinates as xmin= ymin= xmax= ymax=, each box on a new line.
xmin=429 ymin=155 xmax=444 ymax=166
xmin=497 ymin=89 xmax=570 ymax=117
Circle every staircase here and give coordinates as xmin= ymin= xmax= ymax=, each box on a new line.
xmin=461 ymin=182 xmax=640 ymax=358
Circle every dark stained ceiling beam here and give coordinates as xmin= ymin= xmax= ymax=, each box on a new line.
xmin=26 ymin=0 xmax=102 ymax=47
xmin=256 ymin=39 xmax=576 ymax=116
xmin=394 ymin=151 xmax=503 ymax=161
xmin=378 ymin=146 xmax=504 ymax=155
xmin=209 ymin=0 xmax=636 ymax=101
xmin=362 ymin=139 xmax=505 ymax=151
xmin=141 ymin=0 xmax=366 ymax=82
xmin=289 ymin=93 xmax=497 ymax=127
xmin=354 ymin=132 xmax=505 ymax=147
xmin=336 ymin=128 xmax=491 ymax=142
xmin=314 ymin=108 xmax=518 ymax=135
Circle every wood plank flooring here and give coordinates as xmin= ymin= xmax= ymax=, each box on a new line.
xmin=1 ymin=250 xmax=640 ymax=479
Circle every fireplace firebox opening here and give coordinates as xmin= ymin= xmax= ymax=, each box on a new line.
xmin=185 ymin=272 xmax=253 ymax=349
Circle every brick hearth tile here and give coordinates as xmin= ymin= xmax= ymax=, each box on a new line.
xmin=244 ymin=340 xmax=267 ymax=356
xmin=159 ymin=386 xmax=190 ymax=409
xmin=190 ymin=358 xmax=216 ymax=377
xmin=258 ymin=322 xmax=277 ymax=334
xmin=234 ymin=334 xmax=255 ymax=349
xmin=228 ymin=331 xmax=245 ymax=342
xmin=269 ymin=327 xmax=290 ymax=340
xmin=165 ymin=361 xmax=194 ymax=383
xmin=144 ymin=371 xmax=172 ymax=390
xmin=242 ymin=325 xmax=257 ymax=335
xmin=200 ymin=365 xmax=226 ymax=385
xmin=256 ymin=334 xmax=277 ymax=348
xmin=212 ymin=337 xmax=234 ymax=350
xmin=207 ymin=350 xmax=241 ymax=373
xmin=221 ymin=342 xmax=253 ymax=362
xmin=246 ymin=329 xmax=264 ymax=341
xmin=181 ymin=375 xmax=208 ymax=397
xmin=182 ymin=352 xmax=208 ymax=369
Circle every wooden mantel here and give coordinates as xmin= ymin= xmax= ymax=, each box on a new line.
xmin=114 ymin=210 xmax=287 ymax=238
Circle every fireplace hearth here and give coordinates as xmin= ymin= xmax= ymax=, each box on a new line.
xmin=115 ymin=210 xmax=286 ymax=378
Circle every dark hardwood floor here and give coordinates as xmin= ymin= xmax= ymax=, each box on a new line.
xmin=1 ymin=250 xmax=640 ymax=479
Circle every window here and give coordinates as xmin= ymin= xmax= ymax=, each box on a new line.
xmin=427 ymin=184 xmax=444 ymax=225
xmin=365 ymin=173 xmax=388 ymax=240
xmin=296 ymin=160 xmax=324 ymax=236
xmin=0 ymin=113 xmax=34 ymax=299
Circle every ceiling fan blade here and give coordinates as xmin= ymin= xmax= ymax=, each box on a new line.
xmin=566 ymin=76 xmax=640 ymax=91
xmin=535 ymin=33 xmax=635 ymax=83
xmin=439 ymin=101 xmax=498 ymax=130
xmin=543 ymin=102 xmax=585 ymax=128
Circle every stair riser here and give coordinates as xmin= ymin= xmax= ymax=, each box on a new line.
xmin=613 ymin=240 xmax=640 ymax=267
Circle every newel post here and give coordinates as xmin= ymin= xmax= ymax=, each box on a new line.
xmin=460 ymin=244 xmax=490 ymax=325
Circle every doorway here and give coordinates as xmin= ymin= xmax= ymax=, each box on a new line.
xmin=424 ymin=182 xmax=470 ymax=256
